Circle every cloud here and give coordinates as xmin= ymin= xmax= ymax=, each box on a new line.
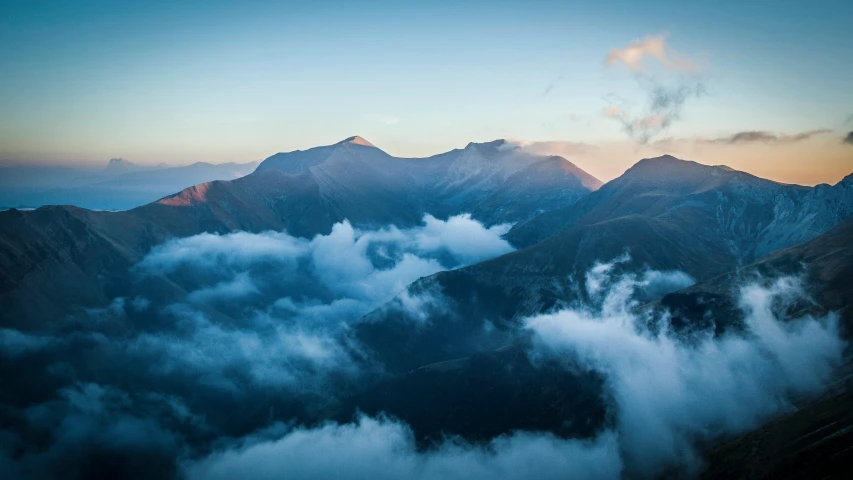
xmin=126 ymin=214 xmax=515 ymax=393
xmin=410 ymin=214 xmax=513 ymax=264
xmin=604 ymin=83 xmax=706 ymax=143
xmin=174 ymin=257 xmax=845 ymax=480
xmin=126 ymin=305 xmax=357 ymax=393
xmin=525 ymin=141 xmax=595 ymax=158
xmin=184 ymin=416 xmax=622 ymax=480
xmin=138 ymin=214 xmax=512 ymax=307
xmin=709 ymin=129 xmax=833 ymax=145
xmin=498 ymin=139 xmax=595 ymax=158
xmin=526 ymin=257 xmax=845 ymax=478
xmin=3 ymin=227 xmax=847 ymax=480
xmin=602 ymin=106 xmax=621 ymax=118
xmin=583 ymin=253 xmax=694 ymax=304
xmin=844 ymin=131 xmax=853 ymax=145
xmin=187 ymin=272 xmax=258 ymax=303
xmin=715 ymin=131 xmax=776 ymax=144
xmin=605 ymin=33 xmax=695 ymax=73
xmin=0 ymin=328 xmax=57 ymax=357
xmin=541 ymin=75 xmax=564 ymax=96
xmin=603 ymin=33 xmax=705 ymax=143
xmin=137 ymin=230 xmax=306 ymax=275
xmin=4 ymin=383 xmax=183 ymax=480
xmin=0 ymin=214 xmax=518 ymax=478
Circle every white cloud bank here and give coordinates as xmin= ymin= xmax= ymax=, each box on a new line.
xmin=127 ymin=214 xmax=514 ymax=392
xmin=528 ymin=259 xmax=846 ymax=477
xmin=185 ymin=416 xmax=622 ymax=480
xmin=181 ymin=257 xmax=846 ymax=480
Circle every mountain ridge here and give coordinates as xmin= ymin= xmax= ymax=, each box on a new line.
xmin=350 ymin=157 xmax=853 ymax=375
xmin=507 ymin=154 xmax=850 ymax=255
xmin=0 ymin=137 xmax=602 ymax=326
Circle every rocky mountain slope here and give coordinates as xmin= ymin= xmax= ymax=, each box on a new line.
xmin=509 ymin=156 xmax=853 ymax=262
xmin=701 ymin=361 xmax=853 ymax=480
xmin=256 ymin=136 xmax=602 ymax=227
xmin=658 ymin=218 xmax=853 ymax=340
xmin=0 ymin=136 xmax=600 ymax=326
xmin=353 ymin=158 xmax=853 ymax=374
xmin=2 ymin=146 xmax=852 ymax=479
xmin=341 ymin=218 xmax=853 ymax=451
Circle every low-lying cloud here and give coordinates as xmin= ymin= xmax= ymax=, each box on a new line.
xmin=164 ymin=256 xmax=847 ymax=480
xmin=0 ymin=214 xmax=516 ymax=479
xmin=1 ymin=239 xmax=846 ymax=479
xmin=128 ymin=214 xmax=514 ymax=392
xmin=185 ymin=416 xmax=622 ymax=480
xmin=528 ymin=257 xmax=846 ymax=477
xmin=498 ymin=138 xmax=595 ymax=158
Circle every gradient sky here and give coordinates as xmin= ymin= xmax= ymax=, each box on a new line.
xmin=1 ymin=0 xmax=851 ymax=183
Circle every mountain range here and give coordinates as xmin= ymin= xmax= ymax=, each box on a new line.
xmin=1 ymin=136 xmax=852 ymax=479
xmin=0 ymin=136 xmax=600 ymax=326
xmin=352 ymin=156 xmax=853 ymax=373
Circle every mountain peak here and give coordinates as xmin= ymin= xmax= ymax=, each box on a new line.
xmin=107 ymin=157 xmax=133 ymax=166
xmin=629 ymin=155 xmax=749 ymax=179
xmin=635 ymin=154 xmax=684 ymax=165
xmin=617 ymin=154 xmax=781 ymax=192
xmin=464 ymin=139 xmax=510 ymax=150
xmin=627 ymin=155 xmax=704 ymax=174
xmin=338 ymin=136 xmax=375 ymax=147
xmin=104 ymin=157 xmax=140 ymax=174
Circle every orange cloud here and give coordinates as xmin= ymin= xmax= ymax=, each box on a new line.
xmin=605 ymin=33 xmax=695 ymax=73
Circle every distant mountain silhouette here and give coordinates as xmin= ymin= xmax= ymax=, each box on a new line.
xmin=0 ymin=159 xmax=258 ymax=210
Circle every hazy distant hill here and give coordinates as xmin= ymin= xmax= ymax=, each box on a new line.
xmin=0 ymin=159 xmax=258 ymax=211
xmin=337 ymin=218 xmax=853 ymax=449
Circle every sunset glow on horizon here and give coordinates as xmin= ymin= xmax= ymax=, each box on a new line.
xmin=1 ymin=0 xmax=851 ymax=184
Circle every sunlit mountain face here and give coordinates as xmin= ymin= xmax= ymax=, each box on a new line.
xmin=1 ymin=2 xmax=852 ymax=479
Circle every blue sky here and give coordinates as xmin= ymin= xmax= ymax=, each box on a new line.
xmin=1 ymin=0 xmax=851 ymax=181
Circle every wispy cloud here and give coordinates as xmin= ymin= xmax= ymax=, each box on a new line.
xmin=603 ymin=83 xmax=706 ymax=143
xmin=708 ymin=129 xmax=832 ymax=145
xmin=605 ymin=33 xmax=695 ymax=73
xmin=844 ymin=131 xmax=853 ymax=145
xmin=603 ymin=33 xmax=705 ymax=143
xmin=499 ymin=138 xmax=595 ymax=157
xmin=602 ymin=105 xmax=621 ymax=118
xmin=541 ymin=75 xmax=564 ymax=96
